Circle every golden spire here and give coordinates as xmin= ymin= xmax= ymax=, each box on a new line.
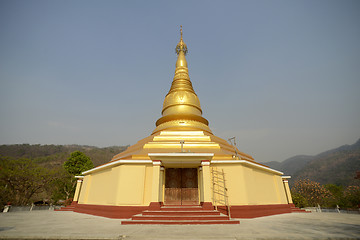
xmin=153 ymin=26 xmax=212 ymax=134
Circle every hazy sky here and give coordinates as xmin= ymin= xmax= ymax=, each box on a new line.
xmin=1 ymin=0 xmax=359 ymax=162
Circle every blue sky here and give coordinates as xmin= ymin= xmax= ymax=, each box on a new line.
xmin=1 ymin=0 xmax=359 ymax=162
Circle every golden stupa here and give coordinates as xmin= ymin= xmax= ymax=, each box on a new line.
xmin=109 ymin=26 xmax=252 ymax=162
xmin=70 ymin=27 xmax=296 ymax=222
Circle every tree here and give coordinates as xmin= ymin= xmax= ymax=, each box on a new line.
xmin=343 ymin=186 xmax=360 ymax=208
xmin=45 ymin=168 xmax=74 ymax=204
xmin=0 ymin=157 xmax=51 ymax=206
xmin=324 ymin=184 xmax=345 ymax=207
xmin=291 ymin=179 xmax=333 ymax=207
xmin=291 ymin=192 xmax=308 ymax=208
xmin=61 ymin=151 xmax=93 ymax=201
xmin=63 ymin=151 xmax=93 ymax=176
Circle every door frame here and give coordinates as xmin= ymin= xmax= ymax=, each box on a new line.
xmin=163 ymin=167 xmax=200 ymax=205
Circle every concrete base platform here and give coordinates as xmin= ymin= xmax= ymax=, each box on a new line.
xmin=0 ymin=211 xmax=359 ymax=239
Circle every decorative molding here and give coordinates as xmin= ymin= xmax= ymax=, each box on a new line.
xmin=82 ymin=160 xmax=152 ymax=175
xmin=149 ymin=153 xmax=214 ymax=157
xmin=152 ymin=160 xmax=162 ymax=166
xmin=211 ymin=160 xmax=284 ymax=175
xmin=201 ymin=160 xmax=210 ymax=166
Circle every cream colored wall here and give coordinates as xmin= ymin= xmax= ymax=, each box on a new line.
xmin=88 ymin=169 xmax=112 ymax=204
xmin=78 ymin=162 xmax=289 ymax=207
xmin=78 ymin=164 xmax=153 ymax=206
xmin=211 ymin=164 xmax=288 ymax=206
xmin=78 ymin=175 xmax=92 ymax=204
xmin=117 ymin=165 xmax=145 ymax=205
xmin=212 ymin=165 xmax=249 ymax=205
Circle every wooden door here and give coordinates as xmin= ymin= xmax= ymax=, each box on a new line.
xmin=164 ymin=168 xmax=198 ymax=205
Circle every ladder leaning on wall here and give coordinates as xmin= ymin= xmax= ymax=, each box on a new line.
xmin=211 ymin=167 xmax=231 ymax=218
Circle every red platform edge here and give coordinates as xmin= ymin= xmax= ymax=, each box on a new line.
xmin=60 ymin=202 xmax=307 ymax=219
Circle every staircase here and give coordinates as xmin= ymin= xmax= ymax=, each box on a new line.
xmin=55 ymin=205 xmax=75 ymax=212
xmin=290 ymin=204 xmax=310 ymax=213
xmin=55 ymin=201 xmax=77 ymax=212
xmin=121 ymin=205 xmax=240 ymax=225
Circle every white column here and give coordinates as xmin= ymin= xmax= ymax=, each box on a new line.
xmin=73 ymin=177 xmax=84 ymax=202
xmin=151 ymin=160 xmax=161 ymax=203
xmin=282 ymin=177 xmax=293 ymax=204
xmin=201 ymin=160 xmax=212 ymax=203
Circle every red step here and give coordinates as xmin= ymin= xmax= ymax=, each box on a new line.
xmin=290 ymin=206 xmax=310 ymax=213
xmin=160 ymin=205 xmax=204 ymax=210
xmin=121 ymin=219 xmax=240 ymax=225
xmin=142 ymin=210 xmax=220 ymax=215
xmin=121 ymin=205 xmax=239 ymax=225
xmin=132 ymin=215 xmax=229 ymax=221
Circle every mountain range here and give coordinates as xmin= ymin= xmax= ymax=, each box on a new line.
xmin=261 ymin=138 xmax=360 ymax=186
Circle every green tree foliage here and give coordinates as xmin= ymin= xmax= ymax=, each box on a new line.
xmin=343 ymin=186 xmax=360 ymax=208
xmin=46 ymin=168 xmax=74 ymax=203
xmin=0 ymin=157 xmax=52 ymax=206
xmin=290 ymin=192 xmax=308 ymax=208
xmin=324 ymin=184 xmax=345 ymax=207
xmin=63 ymin=151 xmax=93 ymax=176
xmin=0 ymin=147 xmax=120 ymax=208
xmin=60 ymin=151 xmax=94 ymax=202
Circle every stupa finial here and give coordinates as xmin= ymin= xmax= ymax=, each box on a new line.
xmin=180 ymin=25 xmax=183 ymax=40
xmin=176 ymin=25 xmax=188 ymax=55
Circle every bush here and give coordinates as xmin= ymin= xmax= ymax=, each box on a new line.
xmin=343 ymin=186 xmax=360 ymax=209
xmin=291 ymin=192 xmax=308 ymax=208
xmin=324 ymin=184 xmax=344 ymax=208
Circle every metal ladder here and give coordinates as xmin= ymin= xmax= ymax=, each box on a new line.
xmin=211 ymin=167 xmax=231 ymax=218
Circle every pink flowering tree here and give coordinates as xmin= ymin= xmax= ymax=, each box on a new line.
xmin=291 ymin=179 xmax=334 ymax=207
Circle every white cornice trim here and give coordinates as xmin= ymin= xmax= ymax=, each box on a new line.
xmin=82 ymin=159 xmax=152 ymax=175
xmin=211 ymin=160 xmax=284 ymax=175
xmin=148 ymin=153 xmax=214 ymax=157
xmin=148 ymin=153 xmax=214 ymax=166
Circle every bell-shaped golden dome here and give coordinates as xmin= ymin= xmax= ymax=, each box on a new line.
xmin=153 ymin=26 xmax=212 ymax=134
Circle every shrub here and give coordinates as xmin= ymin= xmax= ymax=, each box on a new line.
xmin=343 ymin=186 xmax=360 ymax=209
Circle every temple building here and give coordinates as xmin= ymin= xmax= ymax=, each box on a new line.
xmin=70 ymin=27 xmax=300 ymax=224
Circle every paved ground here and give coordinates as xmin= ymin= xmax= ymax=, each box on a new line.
xmin=0 ymin=211 xmax=359 ymax=240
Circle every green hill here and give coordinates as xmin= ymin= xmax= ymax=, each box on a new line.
xmin=261 ymin=138 xmax=360 ymax=186
xmin=0 ymin=144 xmax=128 ymax=168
